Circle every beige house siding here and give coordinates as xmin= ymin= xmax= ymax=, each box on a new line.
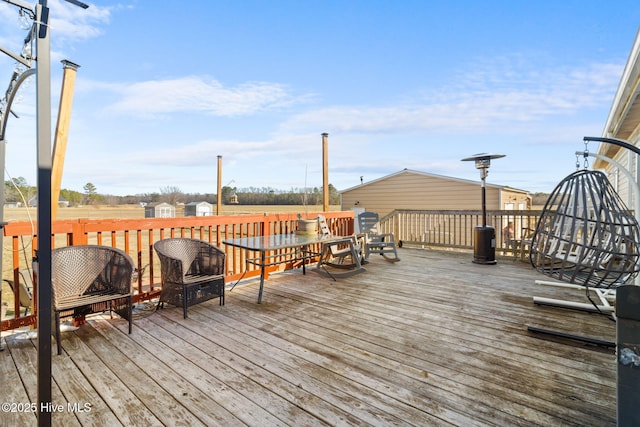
xmin=594 ymin=28 xmax=640 ymax=210
xmin=599 ymin=146 xmax=637 ymax=206
xmin=340 ymin=169 xmax=530 ymax=218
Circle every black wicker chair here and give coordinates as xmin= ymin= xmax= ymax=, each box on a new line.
xmin=154 ymin=238 xmax=225 ymax=318
xmin=52 ymin=245 xmax=134 ymax=355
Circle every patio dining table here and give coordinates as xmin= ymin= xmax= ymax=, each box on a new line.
xmin=223 ymin=233 xmax=363 ymax=303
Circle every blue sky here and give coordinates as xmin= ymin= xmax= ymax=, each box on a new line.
xmin=1 ymin=0 xmax=639 ymax=197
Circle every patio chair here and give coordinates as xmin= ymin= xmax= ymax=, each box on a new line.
xmin=357 ymin=211 xmax=400 ymax=262
xmin=154 ymin=238 xmax=225 ymax=318
xmin=514 ymin=227 xmax=535 ymax=261
xmin=2 ymin=269 xmax=34 ymax=316
xmin=316 ymin=215 xmax=365 ymax=273
xmin=52 ymin=245 xmax=134 ymax=355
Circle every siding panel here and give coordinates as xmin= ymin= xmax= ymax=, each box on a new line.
xmin=341 ymin=170 xmax=528 ymax=217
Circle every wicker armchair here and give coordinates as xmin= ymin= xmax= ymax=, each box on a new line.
xmin=154 ymin=238 xmax=225 ymax=318
xmin=52 ymin=245 xmax=134 ymax=355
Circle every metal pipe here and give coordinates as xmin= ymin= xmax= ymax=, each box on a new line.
xmin=0 ymin=68 xmax=36 ymax=140
xmin=480 ymin=173 xmax=487 ymax=226
xmin=0 ymin=70 xmax=37 ymax=340
xmin=217 ymin=155 xmax=222 ymax=215
xmin=322 ymin=133 xmax=329 ymax=212
xmin=584 ymin=136 xmax=640 ymax=156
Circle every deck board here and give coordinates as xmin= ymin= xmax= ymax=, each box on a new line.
xmin=0 ymin=248 xmax=617 ymax=426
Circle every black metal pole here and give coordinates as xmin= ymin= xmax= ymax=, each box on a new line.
xmin=616 ymin=285 xmax=640 ymax=426
xmin=584 ymin=136 xmax=640 ymax=156
xmin=35 ymin=2 xmax=52 ymax=426
xmin=481 ymin=176 xmax=487 ymax=227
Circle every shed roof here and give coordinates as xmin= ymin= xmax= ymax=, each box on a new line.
xmin=145 ymin=202 xmax=173 ymax=208
xmin=340 ymin=168 xmax=528 ymax=194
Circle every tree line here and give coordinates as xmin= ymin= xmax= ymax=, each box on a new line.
xmin=3 ymin=178 xmax=341 ymax=206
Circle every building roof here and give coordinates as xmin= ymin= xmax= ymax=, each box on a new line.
xmin=340 ymin=168 xmax=529 ymax=194
xmin=145 ymin=202 xmax=173 ymax=208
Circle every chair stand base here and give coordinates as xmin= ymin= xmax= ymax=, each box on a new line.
xmin=527 ymin=325 xmax=615 ymax=348
xmin=158 ymin=277 xmax=225 ymax=319
xmin=313 ymin=265 xmax=366 ymax=281
xmin=533 ymin=296 xmax=614 ymax=314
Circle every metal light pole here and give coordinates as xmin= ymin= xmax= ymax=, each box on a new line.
xmin=217 ymin=155 xmax=222 ymax=215
xmin=33 ymin=4 xmax=54 ymax=423
xmin=0 ymin=1 xmax=87 ymax=425
xmin=461 ymin=153 xmax=505 ymax=265
xmin=322 ymin=133 xmax=329 ymax=212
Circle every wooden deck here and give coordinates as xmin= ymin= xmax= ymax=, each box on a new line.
xmin=0 ymin=248 xmax=616 ymax=426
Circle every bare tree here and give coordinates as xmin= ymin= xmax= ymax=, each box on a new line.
xmin=160 ymin=186 xmax=183 ymax=205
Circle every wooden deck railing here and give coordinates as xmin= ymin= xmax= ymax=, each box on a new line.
xmin=1 ymin=211 xmax=353 ymax=331
xmin=1 ymin=208 xmax=542 ymax=332
xmin=379 ymin=209 xmax=543 ymax=251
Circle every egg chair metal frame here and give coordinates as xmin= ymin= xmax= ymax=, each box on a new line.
xmin=532 ymin=148 xmax=640 ymax=316
xmin=527 ymin=136 xmax=640 ymax=352
xmin=529 ymin=168 xmax=640 ymax=292
xmin=529 ymin=136 xmax=640 ymax=426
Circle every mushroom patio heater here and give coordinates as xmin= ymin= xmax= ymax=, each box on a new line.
xmin=461 ymin=153 xmax=505 ymax=265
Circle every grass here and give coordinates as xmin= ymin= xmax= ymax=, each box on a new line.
xmin=2 ymin=204 xmax=341 ymax=222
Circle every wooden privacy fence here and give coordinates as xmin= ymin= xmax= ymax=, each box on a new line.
xmin=378 ymin=209 xmax=543 ymax=251
xmin=1 ymin=211 xmax=353 ymax=331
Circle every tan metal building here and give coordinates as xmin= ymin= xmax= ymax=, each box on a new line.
xmin=340 ymin=169 xmax=531 ymax=218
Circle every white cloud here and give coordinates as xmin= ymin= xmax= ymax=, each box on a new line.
xmin=0 ymin=0 xmax=112 ymax=43
xmin=279 ymin=58 xmax=622 ymax=135
xmin=104 ymin=76 xmax=313 ymax=117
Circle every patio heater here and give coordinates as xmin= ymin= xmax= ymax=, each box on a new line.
xmin=461 ymin=153 xmax=505 ymax=265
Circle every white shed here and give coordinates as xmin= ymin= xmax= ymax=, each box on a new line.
xmin=185 ymin=201 xmax=213 ymax=216
xmin=144 ymin=202 xmax=175 ymax=218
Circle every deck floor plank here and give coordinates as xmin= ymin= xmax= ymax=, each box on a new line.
xmin=225 ymin=276 xmax=612 ymax=426
xmin=59 ymin=329 xmax=164 ymax=426
xmin=223 ymin=289 xmax=612 ymax=426
xmin=185 ymin=304 xmax=459 ymax=426
xmin=154 ymin=308 xmax=399 ymax=426
xmin=132 ymin=313 xmax=324 ymax=426
xmin=0 ymin=248 xmax=618 ymax=426
xmin=0 ymin=336 xmax=38 ymax=426
xmin=90 ymin=318 xmax=265 ymax=426
xmin=73 ymin=323 xmax=212 ymax=426
xmin=49 ymin=333 xmax=124 ymax=427
xmin=196 ymin=297 xmax=514 ymax=426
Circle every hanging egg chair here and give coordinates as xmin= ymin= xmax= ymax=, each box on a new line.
xmin=530 ymin=169 xmax=640 ymax=289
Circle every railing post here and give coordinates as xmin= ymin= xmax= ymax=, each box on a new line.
xmin=70 ymin=219 xmax=88 ymax=245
